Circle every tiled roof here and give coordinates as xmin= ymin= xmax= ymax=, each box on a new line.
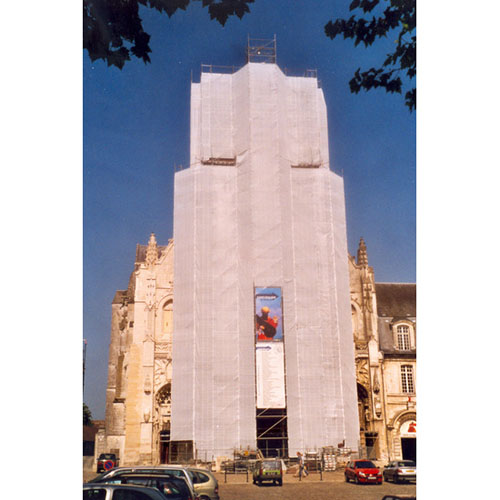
xmin=376 ymin=283 xmax=416 ymax=317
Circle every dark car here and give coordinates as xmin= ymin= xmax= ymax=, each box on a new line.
xmin=344 ymin=460 xmax=383 ymax=484
xmin=91 ymin=466 xmax=196 ymax=499
xmin=96 ymin=473 xmax=193 ymax=500
xmin=383 ymin=460 xmax=416 ymax=483
xmin=96 ymin=453 xmax=119 ymax=473
xmin=84 ymin=483 xmax=167 ymax=500
xmin=381 ymin=496 xmax=416 ymax=500
xmin=252 ymin=459 xmax=283 ymax=486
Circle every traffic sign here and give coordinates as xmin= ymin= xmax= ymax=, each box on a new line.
xmin=104 ymin=460 xmax=114 ymax=471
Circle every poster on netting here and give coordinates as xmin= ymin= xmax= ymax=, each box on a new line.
xmin=255 ymin=287 xmax=283 ymax=342
xmin=256 ymin=342 xmax=286 ymax=408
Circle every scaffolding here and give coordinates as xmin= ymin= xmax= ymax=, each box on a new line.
xmin=256 ymin=408 xmax=288 ymax=458
xmin=247 ymin=35 xmax=277 ymax=64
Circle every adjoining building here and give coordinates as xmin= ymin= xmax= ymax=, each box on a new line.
xmin=349 ymin=238 xmax=416 ymax=463
xmin=95 ymin=41 xmax=415 ymax=466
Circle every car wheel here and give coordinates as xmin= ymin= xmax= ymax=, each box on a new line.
xmin=355 ymin=475 xmax=360 ymax=484
xmin=394 ymin=475 xmax=399 ymax=484
xmin=258 ymin=479 xmax=262 ymax=486
xmin=345 ymin=474 xmax=349 ymax=482
xmin=278 ymin=479 xmax=283 ymax=486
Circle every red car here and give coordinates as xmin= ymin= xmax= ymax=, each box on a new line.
xmin=345 ymin=460 xmax=383 ymax=484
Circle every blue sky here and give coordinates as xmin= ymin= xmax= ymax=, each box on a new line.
xmin=83 ymin=0 xmax=415 ymax=419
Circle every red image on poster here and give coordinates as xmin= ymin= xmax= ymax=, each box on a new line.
xmin=256 ymin=306 xmax=279 ymax=340
xmin=255 ymin=287 xmax=283 ymax=342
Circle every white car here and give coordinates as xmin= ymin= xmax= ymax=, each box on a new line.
xmin=382 ymin=460 xmax=416 ymax=483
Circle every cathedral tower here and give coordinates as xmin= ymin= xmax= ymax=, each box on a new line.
xmin=171 ymin=45 xmax=359 ymax=460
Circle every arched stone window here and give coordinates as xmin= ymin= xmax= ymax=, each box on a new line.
xmin=155 ymin=383 xmax=172 ymax=430
xmin=156 ymin=383 xmax=172 ymax=406
xmin=351 ymin=302 xmax=365 ymax=341
xmin=162 ymin=300 xmax=173 ymax=334
xmin=351 ymin=305 xmax=359 ymax=337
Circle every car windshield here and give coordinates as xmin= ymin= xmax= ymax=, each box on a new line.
xmin=99 ymin=454 xmax=115 ymax=460
xmin=355 ymin=461 xmax=376 ymax=468
xmin=262 ymin=461 xmax=280 ymax=470
xmin=399 ymin=461 xmax=416 ymax=467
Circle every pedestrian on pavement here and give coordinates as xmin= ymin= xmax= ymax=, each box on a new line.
xmin=297 ymin=452 xmax=308 ymax=479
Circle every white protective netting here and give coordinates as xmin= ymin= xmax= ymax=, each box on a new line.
xmin=171 ymin=63 xmax=359 ymax=460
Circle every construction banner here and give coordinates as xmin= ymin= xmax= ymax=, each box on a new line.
xmin=256 ymin=342 xmax=286 ymax=408
xmin=255 ymin=287 xmax=283 ymax=342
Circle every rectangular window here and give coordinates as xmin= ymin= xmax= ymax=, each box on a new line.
xmin=397 ymin=325 xmax=411 ymax=350
xmin=397 ymin=333 xmax=410 ymax=350
xmin=401 ymin=365 xmax=414 ymax=393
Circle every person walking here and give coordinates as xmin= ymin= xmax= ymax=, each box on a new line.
xmin=297 ymin=452 xmax=308 ymax=479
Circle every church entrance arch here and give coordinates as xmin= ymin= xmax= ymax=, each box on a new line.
xmin=400 ymin=418 xmax=416 ymax=461
xmin=357 ymin=383 xmax=378 ymax=458
xmin=155 ymin=383 xmax=172 ymax=464
xmin=393 ymin=412 xmax=416 ymax=462
xmin=357 ymin=383 xmax=370 ymax=431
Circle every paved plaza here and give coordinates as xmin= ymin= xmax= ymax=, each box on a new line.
xmin=83 ymin=463 xmax=416 ymax=500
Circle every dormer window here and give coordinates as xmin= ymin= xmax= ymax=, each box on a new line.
xmin=397 ymin=325 xmax=411 ymax=350
xmin=392 ymin=321 xmax=415 ymax=350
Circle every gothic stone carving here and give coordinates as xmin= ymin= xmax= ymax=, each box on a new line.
xmin=154 ymin=358 xmax=170 ymax=390
xmin=155 ymin=342 xmax=172 ymax=358
xmin=356 ymin=359 xmax=370 ymax=387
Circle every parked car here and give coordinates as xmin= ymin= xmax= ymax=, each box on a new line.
xmin=187 ymin=468 xmax=220 ymax=500
xmin=96 ymin=453 xmax=119 ymax=473
xmin=344 ymin=460 xmax=383 ymax=484
xmin=383 ymin=460 xmax=416 ymax=483
xmin=252 ymin=459 xmax=283 ymax=486
xmin=84 ymin=483 xmax=168 ymax=500
xmin=90 ymin=466 xmax=196 ymax=500
xmin=381 ymin=496 xmax=416 ymax=500
xmin=92 ymin=473 xmax=193 ymax=500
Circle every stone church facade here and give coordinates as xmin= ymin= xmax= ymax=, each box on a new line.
xmin=350 ymin=238 xmax=416 ymax=463
xmin=100 ymin=234 xmax=175 ymax=465
xmin=96 ymin=235 xmax=416 ymax=465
